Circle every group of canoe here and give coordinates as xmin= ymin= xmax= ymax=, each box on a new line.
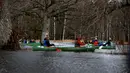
xmin=32 ymin=45 xmax=115 ymax=52
xmin=23 ymin=35 xmax=115 ymax=52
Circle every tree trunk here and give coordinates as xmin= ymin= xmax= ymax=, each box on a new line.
xmin=62 ymin=13 xmax=67 ymax=41
xmin=107 ymin=15 xmax=112 ymax=40
xmin=106 ymin=16 xmax=109 ymax=41
xmin=128 ymin=22 xmax=130 ymax=42
xmin=2 ymin=29 xmax=21 ymax=50
xmin=80 ymin=12 xmax=84 ymax=38
xmin=0 ymin=0 xmax=12 ymax=48
xmin=79 ymin=26 xmax=82 ymax=37
xmin=54 ymin=17 xmax=56 ymax=40
xmin=74 ymin=32 xmax=76 ymax=39
xmin=41 ymin=15 xmax=50 ymax=42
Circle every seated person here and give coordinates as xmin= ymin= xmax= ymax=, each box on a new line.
xmin=30 ymin=39 xmax=35 ymax=43
xmin=98 ymin=41 xmax=103 ymax=46
xmin=93 ymin=38 xmax=99 ymax=46
xmin=23 ymin=39 xmax=27 ymax=44
xmin=43 ymin=35 xmax=55 ymax=47
xmin=105 ymin=38 xmax=112 ymax=46
xmin=75 ymin=37 xmax=85 ymax=47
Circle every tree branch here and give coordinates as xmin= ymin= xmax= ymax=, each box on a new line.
xmin=106 ymin=0 xmax=130 ymax=14
xmin=49 ymin=0 xmax=78 ymax=17
xmin=46 ymin=0 xmax=56 ymax=10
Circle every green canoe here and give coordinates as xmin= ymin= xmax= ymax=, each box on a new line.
xmin=33 ymin=46 xmax=56 ymax=51
xmin=22 ymin=43 xmax=115 ymax=49
xmin=22 ymin=43 xmax=115 ymax=52
xmin=32 ymin=46 xmax=115 ymax=52
xmin=95 ymin=46 xmax=116 ymax=49
xmin=32 ymin=46 xmax=95 ymax=52
xmin=24 ymin=43 xmax=41 ymax=46
xmin=59 ymin=47 xmax=95 ymax=52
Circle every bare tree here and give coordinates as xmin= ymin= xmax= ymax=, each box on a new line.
xmin=0 ymin=0 xmax=12 ymax=48
xmin=1 ymin=0 xmax=32 ymax=50
xmin=53 ymin=17 xmax=56 ymax=40
xmin=21 ymin=0 xmax=78 ymax=42
xmin=62 ymin=12 xmax=67 ymax=41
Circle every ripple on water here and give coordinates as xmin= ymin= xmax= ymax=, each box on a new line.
xmin=0 ymin=51 xmax=129 ymax=73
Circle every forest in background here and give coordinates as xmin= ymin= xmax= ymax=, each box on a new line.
xmin=0 ymin=0 xmax=130 ymax=50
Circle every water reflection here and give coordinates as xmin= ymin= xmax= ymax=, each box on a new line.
xmin=0 ymin=51 xmax=129 ymax=73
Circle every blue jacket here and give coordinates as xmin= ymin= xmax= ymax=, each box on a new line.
xmin=43 ymin=38 xmax=51 ymax=47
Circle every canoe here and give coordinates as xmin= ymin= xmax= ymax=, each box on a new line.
xmin=95 ymin=46 xmax=116 ymax=49
xmin=33 ymin=46 xmax=56 ymax=51
xmin=25 ymin=43 xmax=40 ymax=46
xmin=59 ymin=47 xmax=95 ymax=52
xmin=21 ymin=43 xmax=115 ymax=50
xmin=32 ymin=46 xmax=95 ymax=52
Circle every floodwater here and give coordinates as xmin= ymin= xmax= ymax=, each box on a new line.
xmin=0 ymin=51 xmax=130 ymax=73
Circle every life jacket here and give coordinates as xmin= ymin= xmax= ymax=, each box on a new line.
xmin=94 ymin=40 xmax=98 ymax=46
xmin=77 ymin=40 xmax=85 ymax=46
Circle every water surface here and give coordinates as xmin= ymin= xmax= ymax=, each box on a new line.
xmin=0 ymin=51 xmax=129 ymax=73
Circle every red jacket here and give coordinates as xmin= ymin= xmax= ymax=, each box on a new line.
xmin=77 ymin=40 xmax=85 ymax=46
xmin=94 ymin=41 xmax=98 ymax=46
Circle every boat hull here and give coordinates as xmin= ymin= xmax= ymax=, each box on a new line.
xmin=32 ymin=47 xmax=95 ymax=52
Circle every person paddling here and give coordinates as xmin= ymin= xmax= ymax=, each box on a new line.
xmin=43 ymin=35 xmax=55 ymax=47
xmin=75 ymin=37 xmax=85 ymax=47
xmin=93 ymin=38 xmax=99 ymax=46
